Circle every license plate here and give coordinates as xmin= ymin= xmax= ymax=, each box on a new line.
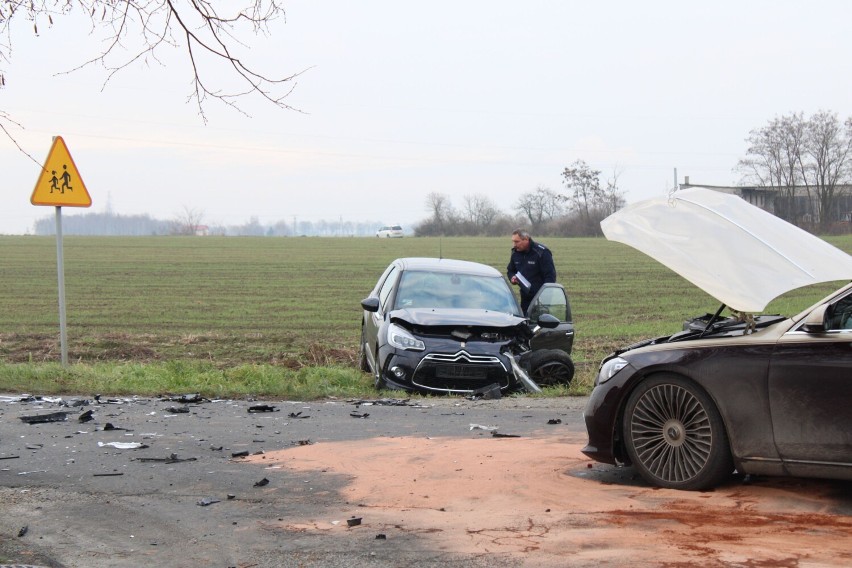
xmin=435 ymin=365 xmax=487 ymax=379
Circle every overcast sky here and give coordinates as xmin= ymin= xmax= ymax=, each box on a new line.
xmin=3 ymin=1 xmax=852 ymax=235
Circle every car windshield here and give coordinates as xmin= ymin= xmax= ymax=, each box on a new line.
xmin=395 ymin=270 xmax=519 ymax=314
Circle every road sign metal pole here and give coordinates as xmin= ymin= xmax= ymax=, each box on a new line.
xmin=54 ymin=205 xmax=69 ymax=366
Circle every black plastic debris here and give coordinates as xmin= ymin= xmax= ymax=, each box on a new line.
xmin=197 ymin=497 xmax=220 ymax=507
xmin=467 ymin=383 xmax=502 ymax=401
xmin=288 ymin=411 xmax=310 ymax=419
xmin=547 ymin=418 xmax=562 ymax=425
xmin=19 ymin=411 xmax=68 ymax=424
xmin=231 ymin=451 xmax=250 ymax=458
xmin=492 ymin=431 xmax=521 ymax=438
xmin=254 ymin=477 xmax=270 ymax=487
xmin=78 ymin=410 xmax=94 ymax=423
xmin=93 ymin=472 xmax=124 ymax=477
xmin=248 ymin=404 xmax=277 ymax=413
xmin=0 ymin=455 xmax=21 ymax=460
xmin=347 ymin=517 xmax=362 ymax=527
xmin=103 ymin=423 xmax=129 ymax=431
xmin=349 ymin=412 xmax=370 ymax=419
xmin=163 ymin=394 xmax=203 ymax=404
xmin=17 ymin=525 xmax=28 ymax=538
xmin=165 ymin=406 xmax=190 ymax=414
xmin=295 ymin=439 xmax=313 ymax=446
xmin=137 ymin=453 xmax=197 ymax=464
xmin=375 ymin=534 xmax=387 ymax=540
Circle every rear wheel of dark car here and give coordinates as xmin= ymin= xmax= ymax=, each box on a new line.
xmin=623 ymin=374 xmax=734 ymax=490
xmin=526 ymin=350 xmax=575 ymax=387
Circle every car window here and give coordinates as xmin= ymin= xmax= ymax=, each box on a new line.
xmin=528 ymin=286 xmax=570 ymax=322
xmin=394 ymin=271 xmax=518 ymax=314
xmin=827 ymin=292 xmax=852 ymax=330
xmin=378 ymin=266 xmax=400 ymax=312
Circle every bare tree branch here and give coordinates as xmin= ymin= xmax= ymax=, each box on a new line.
xmin=0 ymin=110 xmax=41 ymax=166
xmin=1 ymin=1 xmax=307 ymax=144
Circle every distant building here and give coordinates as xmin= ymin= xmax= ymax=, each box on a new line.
xmin=680 ymin=177 xmax=852 ymax=232
xmin=194 ymin=225 xmax=210 ymax=236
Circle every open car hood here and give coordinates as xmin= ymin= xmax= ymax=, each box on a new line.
xmin=601 ymin=187 xmax=852 ymax=312
xmin=390 ymin=308 xmax=525 ymax=328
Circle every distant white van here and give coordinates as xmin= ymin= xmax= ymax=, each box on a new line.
xmin=376 ymin=225 xmax=404 ymax=238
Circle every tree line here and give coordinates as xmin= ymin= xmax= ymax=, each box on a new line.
xmin=738 ymin=110 xmax=852 ymax=232
xmin=417 ymin=111 xmax=852 ymax=238
xmin=415 ymin=160 xmax=626 ymax=238
xmin=32 ymin=208 xmax=388 ymax=237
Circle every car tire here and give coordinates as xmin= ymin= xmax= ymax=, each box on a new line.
xmin=622 ymin=374 xmax=734 ymax=490
xmin=358 ymin=326 xmax=370 ymax=373
xmin=525 ymin=349 xmax=575 ymax=387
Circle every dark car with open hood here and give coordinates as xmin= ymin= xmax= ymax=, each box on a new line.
xmin=583 ymin=187 xmax=852 ymax=490
xmin=359 ymin=257 xmax=574 ymax=395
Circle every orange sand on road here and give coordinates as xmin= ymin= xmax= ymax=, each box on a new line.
xmin=247 ymin=434 xmax=852 ymax=567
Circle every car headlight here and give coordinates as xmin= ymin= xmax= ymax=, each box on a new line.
xmin=597 ymin=356 xmax=629 ymax=385
xmin=388 ymin=323 xmax=425 ymax=351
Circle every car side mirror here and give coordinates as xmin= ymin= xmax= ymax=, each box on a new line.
xmin=361 ymin=297 xmax=380 ymax=312
xmin=801 ymin=304 xmax=828 ymax=333
xmin=536 ymin=313 xmax=560 ymax=329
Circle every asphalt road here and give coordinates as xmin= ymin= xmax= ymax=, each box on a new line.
xmin=3 ymin=393 xmax=851 ymax=568
xmin=0 ymin=393 xmax=588 ymax=568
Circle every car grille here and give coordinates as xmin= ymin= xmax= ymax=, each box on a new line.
xmin=412 ymin=350 xmax=510 ymax=393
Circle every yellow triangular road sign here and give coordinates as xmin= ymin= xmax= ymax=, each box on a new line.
xmin=31 ymin=136 xmax=92 ymax=207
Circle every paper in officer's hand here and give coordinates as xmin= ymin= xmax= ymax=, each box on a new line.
xmin=514 ymin=272 xmax=531 ymax=290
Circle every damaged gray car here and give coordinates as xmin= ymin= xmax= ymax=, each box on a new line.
xmin=359 ymin=257 xmax=575 ymax=395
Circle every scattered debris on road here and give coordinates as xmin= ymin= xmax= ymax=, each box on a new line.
xmin=19 ymin=411 xmax=68 ymax=424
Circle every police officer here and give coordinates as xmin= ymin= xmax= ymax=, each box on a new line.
xmin=507 ymin=228 xmax=556 ymax=315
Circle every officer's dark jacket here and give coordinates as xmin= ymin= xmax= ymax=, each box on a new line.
xmin=506 ymin=239 xmax=557 ymax=302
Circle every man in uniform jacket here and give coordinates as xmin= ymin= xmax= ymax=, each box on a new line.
xmin=507 ymin=228 xmax=557 ymax=315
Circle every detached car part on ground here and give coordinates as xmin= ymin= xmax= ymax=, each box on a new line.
xmin=359 ymin=257 xmax=574 ymax=395
xmin=583 ymin=187 xmax=852 ymax=490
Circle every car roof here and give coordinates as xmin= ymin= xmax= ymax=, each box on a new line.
xmin=394 ymin=257 xmax=502 ymax=277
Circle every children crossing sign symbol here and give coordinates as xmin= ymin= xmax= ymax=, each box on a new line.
xmin=31 ymin=136 xmax=92 ymax=207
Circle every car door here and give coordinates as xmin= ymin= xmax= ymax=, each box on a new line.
xmin=527 ymin=283 xmax=574 ymax=354
xmin=767 ymin=289 xmax=852 ymax=478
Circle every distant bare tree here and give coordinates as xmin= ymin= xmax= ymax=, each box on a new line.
xmin=1 ymin=1 xmax=303 ymax=155
xmin=805 ymin=111 xmax=852 ymax=230
xmin=561 ymin=161 xmax=603 ymax=225
xmin=422 ymin=192 xmax=455 ymax=234
xmin=602 ymin=167 xmax=626 ymax=216
xmin=738 ymin=113 xmax=807 ymax=221
xmin=170 ymin=205 xmax=205 ymax=235
xmin=738 ymin=111 xmax=852 ymax=229
xmin=514 ymin=186 xmax=564 ymax=231
xmin=462 ymin=193 xmax=499 ymax=229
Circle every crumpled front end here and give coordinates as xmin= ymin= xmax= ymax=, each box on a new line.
xmin=380 ymin=313 xmax=529 ymax=394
